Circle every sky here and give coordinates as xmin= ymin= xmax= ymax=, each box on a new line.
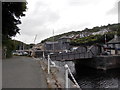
xmin=15 ymin=0 xmax=119 ymax=44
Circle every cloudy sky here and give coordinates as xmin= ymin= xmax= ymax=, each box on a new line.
xmin=15 ymin=0 xmax=119 ymax=44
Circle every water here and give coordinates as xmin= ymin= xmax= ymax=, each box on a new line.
xmin=75 ymin=66 xmax=120 ymax=89
xmin=53 ymin=60 xmax=120 ymax=89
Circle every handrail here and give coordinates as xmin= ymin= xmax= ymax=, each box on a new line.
xmin=68 ymin=67 xmax=80 ymax=88
xmin=45 ymin=52 xmax=81 ymax=89
xmin=65 ymin=64 xmax=81 ymax=89
xmin=43 ymin=51 xmax=46 ymax=60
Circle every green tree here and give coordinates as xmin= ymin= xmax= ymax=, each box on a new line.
xmin=2 ymin=2 xmax=27 ymax=37
xmin=117 ymin=30 xmax=120 ymax=36
xmin=2 ymin=2 xmax=27 ymax=58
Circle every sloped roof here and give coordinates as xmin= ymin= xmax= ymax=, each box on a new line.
xmin=107 ymin=36 xmax=120 ymax=44
xmin=45 ymin=41 xmax=58 ymax=44
xmin=59 ymin=36 xmax=71 ymax=39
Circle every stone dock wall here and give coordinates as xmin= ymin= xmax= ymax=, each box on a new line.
xmin=75 ymin=55 xmax=120 ymax=70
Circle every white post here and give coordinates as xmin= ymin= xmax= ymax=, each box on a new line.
xmin=43 ymin=51 xmax=45 ymax=60
xmin=48 ymin=55 xmax=50 ymax=74
xmin=68 ymin=67 xmax=80 ymax=88
xmin=65 ymin=64 xmax=69 ymax=88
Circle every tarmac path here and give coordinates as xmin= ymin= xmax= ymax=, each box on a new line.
xmin=2 ymin=56 xmax=48 ymax=88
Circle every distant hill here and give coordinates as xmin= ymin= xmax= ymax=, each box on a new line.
xmin=12 ymin=39 xmax=34 ymax=50
xmin=41 ymin=23 xmax=120 ymax=45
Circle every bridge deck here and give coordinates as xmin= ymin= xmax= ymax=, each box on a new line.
xmin=34 ymin=45 xmax=100 ymax=61
xmin=49 ymin=46 xmax=99 ymax=61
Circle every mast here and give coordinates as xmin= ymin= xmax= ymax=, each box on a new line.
xmin=53 ymin=29 xmax=55 ymax=53
xmin=34 ymin=34 xmax=37 ymax=44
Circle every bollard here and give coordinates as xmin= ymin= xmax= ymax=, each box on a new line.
xmin=65 ymin=64 xmax=69 ymax=88
xmin=48 ymin=55 xmax=50 ymax=74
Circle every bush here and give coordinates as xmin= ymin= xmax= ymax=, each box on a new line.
xmin=2 ymin=36 xmax=15 ymax=58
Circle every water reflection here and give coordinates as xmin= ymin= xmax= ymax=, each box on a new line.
xmin=53 ymin=60 xmax=120 ymax=89
xmin=75 ymin=66 xmax=120 ymax=88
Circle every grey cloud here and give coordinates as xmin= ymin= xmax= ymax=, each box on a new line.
xmin=68 ymin=0 xmax=101 ymax=6
xmin=118 ymin=1 xmax=120 ymax=23
xmin=107 ymin=0 xmax=119 ymax=15
xmin=56 ymin=22 xmax=91 ymax=35
xmin=19 ymin=1 xmax=60 ymax=36
xmin=1 ymin=0 xmax=26 ymax=2
xmin=16 ymin=0 xmax=118 ymax=44
xmin=20 ymin=11 xmax=60 ymax=35
xmin=30 ymin=0 xmax=60 ymax=23
xmin=18 ymin=26 xmax=52 ymax=44
xmin=107 ymin=6 xmax=118 ymax=15
xmin=22 ymin=0 xmax=60 ymax=28
xmin=32 ymin=1 xmax=48 ymax=15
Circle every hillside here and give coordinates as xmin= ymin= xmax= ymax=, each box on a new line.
xmin=41 ymin=23 xmax=120 ymax=45
xmin=12 ymin=40 xmax=34 ymax=50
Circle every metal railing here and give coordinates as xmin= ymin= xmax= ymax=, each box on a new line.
xmin=43 ymin=52 xmax=81 ymax=89
xmin=64 ymin=64 xmax=81 ymax=89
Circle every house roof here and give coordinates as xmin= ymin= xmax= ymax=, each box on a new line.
xmin=59 ymin=36 xmax=71 ymax=39
xmin=45 ymin=41 xmax=58 ymax=44
xmin=107 ymin=35 xmax=120 ymax=44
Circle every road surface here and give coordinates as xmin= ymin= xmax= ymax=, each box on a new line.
xmin=2 ymin=56 xmax=48 ymax=88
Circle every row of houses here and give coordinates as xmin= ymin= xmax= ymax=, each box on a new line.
xmin=33 ymin=34 xmax=120 ymax=55
xmin=44 ymin=36 xmax=71 ymax=52
xmin=105 ymin=35 xmax=120 ymax=55
xmin=67 ymin=28 xmax=111 ymax=39
xmin=33 ymin=36 xmax=72 ymax=52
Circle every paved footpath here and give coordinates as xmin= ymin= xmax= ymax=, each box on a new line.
xmin=2 ymin=56 xmax=48 ymax=88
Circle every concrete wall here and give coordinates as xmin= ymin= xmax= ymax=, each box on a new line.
xmin=75 ymin=55 xmax=120 ymax=70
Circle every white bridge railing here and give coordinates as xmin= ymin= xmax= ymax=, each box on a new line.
xmin=64 ymin=64 xmax=80 ymax=88
xmin=43 ymin=52 xmax=81 ymax=89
